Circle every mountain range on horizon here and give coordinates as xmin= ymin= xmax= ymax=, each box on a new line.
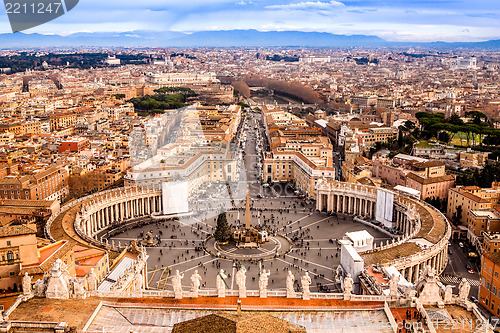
xmin=1 ymin=29 xmax=500 ymax=49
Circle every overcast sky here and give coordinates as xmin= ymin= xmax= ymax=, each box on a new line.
xmin=1 ymin=0 xmax=499 ymax=42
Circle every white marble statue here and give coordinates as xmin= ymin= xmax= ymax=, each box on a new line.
xmin=216 ymin=269 xmax=228 ymax=298
xmin=404 ymin=287 xmax=417 ymax=299
xmin=458 ymin=278 xmax=470 ymax=302
xmin=344 ymin=273 xmax=354 ymax=295
xmin=286 ymin=270 xmax=296 ymax=298
xmin=134 ymin=273 xmax=143 ymax=291
xmin=301 ymin=272 xmax=312 ymax=300
xmin=72 ymin=279 xmax=86 ymax=299
xmin=444 ymin=285 xmax=453 ymax=303
xmin=33 ymin=278 xmax=46 ymax=297
xmin=259 ymin=269 xmax=271 ymax=298
xmin=172 ymin=270 xmax=184 ymax=299
xmin=389 ymin=273 xmax=399 ymax=298
xmin=191 ymin=270 xmax=202 ymax=298
xmin=22 ymin=272 xmax=32 ymax=296
xmin=45 ymin=259 xmax=70 ymax=299
xmin=236 ymin=266 xmax=247 ymax=298
xmin=87 ymin=268 xmax=97 ymax=291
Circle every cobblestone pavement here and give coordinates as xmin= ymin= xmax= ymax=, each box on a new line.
xmin=109 ymin=201 xmax=391 ymax=294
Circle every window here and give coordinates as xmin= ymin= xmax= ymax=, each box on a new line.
xmin=6 ymin=241 xmax=10 ymax=247
xmin=6 ymin=250 xmax=14 ymax=261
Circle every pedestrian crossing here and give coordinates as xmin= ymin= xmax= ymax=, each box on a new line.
xmin=440 ymin=275 xmax=480 ymax=287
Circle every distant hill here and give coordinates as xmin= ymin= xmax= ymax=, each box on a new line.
xmin=0 ymin=30 xmax=499 ymax=49
xmin=165 ymin=30 xmax=386 ymax=47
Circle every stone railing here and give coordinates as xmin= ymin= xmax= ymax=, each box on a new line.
xmin=86 ymin=288 xmax=390 ymax=303
xmin=384 ymin=301 xmax=398 ymax=333
xmin=415 ymin=299 xmax=437 ymax=333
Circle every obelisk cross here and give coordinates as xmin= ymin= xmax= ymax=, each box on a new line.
xmin=245 ymin=189 xmax=251 ymax=230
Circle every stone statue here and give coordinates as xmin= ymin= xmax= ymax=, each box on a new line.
xmin=72 ymin=279 xmax=86 ymax=299
xmin=286 ymin=270 xmax=296 ymax=298
xmin=130 ymin=240 xmax=140 ymax=253
xmin=301 ymin=272 xmax=312 ymax=300
xmin=344 ymin=273 xmax=354 ymax=295
xmin=190 ymin=270 xmax=202 ymax=298
xmin=389 ymin=274 xmax=399 ymax=298
xmin=216 ymin=269 xmax=228 ymax=298
xmin=259 ymin=269 xmax=270 ymax=298
xmin=45 ymin=259 xmax=70 ymax=299
xmin=172 ymin=270 xmax=184 ymax=299
xmin=236 ymin=266 xmax=247 ymax=298
xmin=34 ymin=279 xmax=46 ymax=297
xmin=87 ymin=268 xmax=97 ymax=291
xmin=22 ymin=272 xmax=32 ymax=296
xmin=458 ymin=278 xmax=470 ymax=302
xmin=444 ymin=285 xmax=453 ymax=303
xmin=404 ymin=287 xmax=417 ymax=299
xmin=417 ymin=265 xmax=444 ymax=305
xmin=134 ymin=273 xmax=143 ymax=291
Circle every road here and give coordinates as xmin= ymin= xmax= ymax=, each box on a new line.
xmin=442 ymin=238 xmax=480 ymax=302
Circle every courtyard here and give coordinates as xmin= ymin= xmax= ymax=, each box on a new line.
xmin=108 ymin=196 xmax=391 ymax=294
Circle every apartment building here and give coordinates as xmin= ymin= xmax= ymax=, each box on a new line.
xmin=262 ymin=108 xmax=335 ymax=198
xmin=459 ymin=150 xmax=489 ymax=168
xmin=48 ymin=112 xmax=78 ymax=131
xmin=448 ymin=183 xmax=500 ymax=227
xmin=405 ymin=160 xmax=455 ymax=200
xmin=479 ymin=252 xmax=500 ymax=315
xmin=372 ymin=157 xmax=455 ymax=200
xmin=448 ymin=183 xmax=500 ymax=247
xmin=0 ymin=165 xmax=69 ymax=201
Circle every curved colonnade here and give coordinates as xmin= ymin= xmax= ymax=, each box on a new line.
xmin=45 ymin=187 xmax=163 ymax=252
xmin=45 ymin=182 xmax=450 ymax=287
xmin=316 ymin=180 xmax=451 ymax=284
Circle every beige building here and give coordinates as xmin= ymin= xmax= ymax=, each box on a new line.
xmin=405 ymin=161 xmax=455 ymax=200
xmin=263 ymin=150 xmax=336 ymax=198
xmin=447 ymin=183 xmax=500 ymax=247
xmin=262 ymin=107 xmax=335 ymax=198
xmin=448 ymin=184 xmax=500 ymax=226
xmin=459 ymin=150 xmax=489 ymax=168
xmin=0 ymin=165 xmax=69 ymax=201
xmin=0 ymin=225 xmax=38 ymax=291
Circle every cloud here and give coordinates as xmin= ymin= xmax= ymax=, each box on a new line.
xmin=2 ymin=0 xmax=499 ymax=42
xmin=266 ymin=1 xmax=344 ymax=10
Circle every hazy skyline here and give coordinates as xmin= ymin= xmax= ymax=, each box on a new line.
xmin=1 ymin=0 xmax=499 ymax=42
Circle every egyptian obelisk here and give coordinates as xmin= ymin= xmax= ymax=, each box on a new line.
xmin=245 ymin=190 xmax=251 ymax=229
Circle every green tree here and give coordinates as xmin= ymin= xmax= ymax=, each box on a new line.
xmin=452 ymin=205 xmax=463 ymax=225
xmin=397 ymin=128 xmax=403 ymax=148
xmin=404 ymin=120 xmax=415 ymax=131
xmin=466 ymin=111 xmax=487 ymax=125
xmin=214 ymin=212 xmax=231 ymax=243
xmin=437 ymin=131 xmax=450 ymax=143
